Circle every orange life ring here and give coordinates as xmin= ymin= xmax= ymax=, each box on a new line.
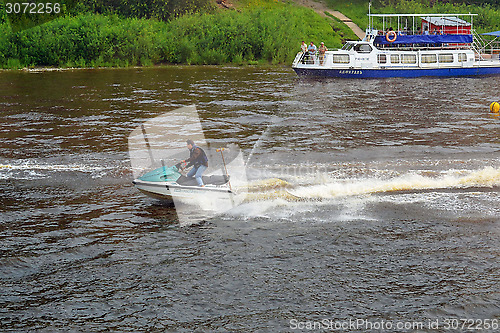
xmin=386 ymin=31 xmax=397 ymax=43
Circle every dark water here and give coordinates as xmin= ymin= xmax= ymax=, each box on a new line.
xmin=1 ymin=67 xmax=499 ymax=332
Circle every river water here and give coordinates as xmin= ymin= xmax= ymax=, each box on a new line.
xmin=1 ymin=66 xmax=499 ymax=332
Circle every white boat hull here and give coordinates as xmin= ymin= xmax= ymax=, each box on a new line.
xmin=293 ymin=64 xmax=500 ymax=78
xmin=132 ymin=179 xmax=232 ymax=200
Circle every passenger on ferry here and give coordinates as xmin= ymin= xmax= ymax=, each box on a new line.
xmin=300 ymin=41 xmax=307 ymax=54
xmin=307 ymin=41 xmax=317 ymax=64
xmin=318 ymin=42 xmax=327 ymax=65
xmin=423 ymin=26 xmax=430 ymax=35
xmin=300 ymin=41 xmax=307 ymax=63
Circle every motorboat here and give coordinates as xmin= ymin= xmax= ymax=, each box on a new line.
xmin=132 ymin=162 xmax=232 ymax=200
xmin=128 ymin=105 xmax=251 ymax=225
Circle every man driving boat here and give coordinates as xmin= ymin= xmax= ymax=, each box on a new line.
xmin=181 ymin=139 xmax=208 ymax=187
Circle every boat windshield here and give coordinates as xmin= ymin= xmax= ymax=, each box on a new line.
xmin=354 ymin=44 xmax=372 ymax=53
xmin=341 ymin=43 xmax=354 ymax=51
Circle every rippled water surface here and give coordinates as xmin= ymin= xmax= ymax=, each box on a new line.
xmin=1 ymin=67 xmax=499 ymax=332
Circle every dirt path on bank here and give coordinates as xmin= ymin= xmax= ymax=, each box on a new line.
xmin=292 ymin=0 xmax=366 ymax=39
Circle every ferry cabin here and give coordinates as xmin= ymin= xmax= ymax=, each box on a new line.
xmin=296 ymin=39 xmax=475 ymax=70
xmin=292 ymin=40 xmax=478 ymax=78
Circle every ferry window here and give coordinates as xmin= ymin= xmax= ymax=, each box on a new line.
xmin=458 ymin=53 xmax=467 ymax=62
xmin=354 ymin=44 xmax=372 ymax=53
xmin=390 ymin=54 xmax=400 ymax=63
xmin=401 ymin=54 xmax=417 ymax=64
xmin=377 ymin=54 xmax=387 ymax=64
xmin=332 ymin=55 xmax=350 ymax=63
xmin=421 ymin=54 xmax=437 ymax=63
xmin=342 ymin=43 xmax=354 ymax=51
xmin=438 ymin=54 xmax=454 ymax=63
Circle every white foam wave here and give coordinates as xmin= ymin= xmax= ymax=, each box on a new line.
xmin=291 ymin=167 xmax=500 ymax=199
xmin=0 ymin=163 xmax=106 ymax=172
xmin=0 ymin=162 xmax=110 ymax=180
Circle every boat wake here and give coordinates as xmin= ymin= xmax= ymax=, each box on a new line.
xmin=221 ymin=166 xmax=500 ymax=222
xmin=243 ymin=166 xmax=500 ymax=202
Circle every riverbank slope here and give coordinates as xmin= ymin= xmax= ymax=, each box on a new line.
xmin=292 ymin=0 xmax=365 ymax=39
xmin=2 ymin=0 xmax=500 ymax=69
xmin=0 ymin=0 xmax=354 ymax=69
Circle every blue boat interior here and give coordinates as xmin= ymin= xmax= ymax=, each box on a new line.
xmin=139 ymin=166 xmax=182 ymax=182
xmin=139 ymin=165 xmax=230 ymax=186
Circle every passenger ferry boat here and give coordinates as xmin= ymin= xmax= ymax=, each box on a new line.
xmin=292 ymin=13 xmax=500 ymax=78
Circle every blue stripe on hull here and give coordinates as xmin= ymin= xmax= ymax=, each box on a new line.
xmin=293 ymin=66 xmax=500 ymax=78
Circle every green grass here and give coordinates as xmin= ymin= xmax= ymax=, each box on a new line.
xmin=165 ymin=4 xmax=342 ymax=65
xmin=0 ymin=14 xmax=166 ymax=68
xmin=0 ymin=0 xmax=347 ymax=68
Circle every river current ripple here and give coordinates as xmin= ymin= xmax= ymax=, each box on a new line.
xmin=0 ymin=67 xmax=499 ymax=331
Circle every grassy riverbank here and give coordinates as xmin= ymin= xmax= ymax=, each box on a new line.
xmin=4 ymin=0 xmax=499 ymax=69
xmin=0 ymin=0 xmax=346 ymax=69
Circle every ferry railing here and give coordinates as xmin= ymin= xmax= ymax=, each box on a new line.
xmin=292 ymin=52 xmax=304 ymax=66
xmin=472 ymin=30 xmax=500 ymax=61
xmin=295 ymin=52 xmax=325 ymax=66
xmin=368 ymin=13 xmax=478 ymax=39
xmin=472 ymin=30 xmax=486 ymax=60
